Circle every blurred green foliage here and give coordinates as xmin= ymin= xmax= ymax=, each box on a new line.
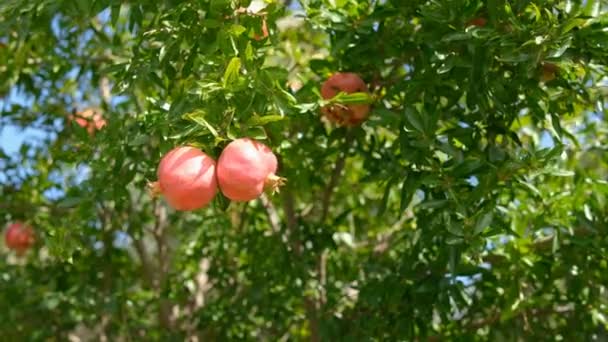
xmin=1 ymin=0 xmax=607 ymax=340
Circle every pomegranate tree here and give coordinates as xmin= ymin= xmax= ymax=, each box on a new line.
xmin=4 ymin=222 xmax=35 ymax=254
xmin=216 ymin=138 xmax=284 ymax=201
xmin=320 ymin=72 xmax=370 ymax=126
xmin=151 ymin=146 xmax=218 ymax=211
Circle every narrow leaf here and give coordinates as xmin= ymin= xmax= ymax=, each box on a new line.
xmin=185 ymin=111 xmax=219 ymax=137
xmin=223 ymin=57 xmax=241 ymax=88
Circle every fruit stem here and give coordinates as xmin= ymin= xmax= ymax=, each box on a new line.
xmin=148 ymin=181 xmax=162 ymax=198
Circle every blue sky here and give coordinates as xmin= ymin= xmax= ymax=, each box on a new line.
xmin=0 ymin=88 xmax=49 ymax=155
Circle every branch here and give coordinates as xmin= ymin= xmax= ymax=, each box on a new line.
xmin=304 ymin=298 xmax=321 ymax=342
xmin=152 ymin=200 xmax=169 ymax=277
xmin=260 ymin=194 xmax=281 ymax=235
xmin=282 ymin=187 xmax=302 ymax=255
xmin=96 ymin=201 xmax=114 ymax=340
xmin=481 ymin=226 xmax=598 ymax=265
xmin=532 ymin=226 xmax=595 ymax=252
xmin=132 ymin=237 xmax=155 ymax=287
xmin=320 ymin=130 xmax=354 ymax=223
xmin=150 ymin=200 xmax=173 ymax=329
xmin=463 ymin=304 xmax=574 ymax=331
xmin=99 ymin=76 xmax=112 ymax=105
xmin=318 ymin=250 xmax=328 ymax=306
xmin=126 ymin=189 xmax=156 ymax=288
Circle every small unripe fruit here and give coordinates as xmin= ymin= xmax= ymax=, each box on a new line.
xmin=253 ymin=19 xmax=269 ymax=41
xmin=541 ymin=62 xmax=558 ymax=82
xmin=217 ymin=138 xmax=284 ymax=201
xmin=70 ymin=108 xmax=106 ymax=134
xmin=467 ymin=17 xmax=487 ymax=28
xmin=320 ymin=72 xmax=370 ymax=126
xmin=4 ymin=222 xmax=35 ymax=254
xmin=151 ymin=146 xmax=218 ymax=211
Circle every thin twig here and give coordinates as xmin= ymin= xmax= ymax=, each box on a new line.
xmin=260 ymin=194 xmax=281 ymax=235
xmin=320 ymin=130 xmax=354 ymax=223
xmin=237 ymin=203 xmax=248 ymax=231
xmin=100 ymin=76 xmax=112 ymax=105
xmin=464 ymin=305 xmax=574 ymax=330
xmin=318 ymin=250 xmax=328 ymax=306
xmin=304 ymin=298 xmax=321 ymax=342
xmin=132 ymin=237 xmax=155 ymax=287
xmin=311 ymin=130 xmax=356 ymax=340
xmin=151 ymin=200 xmax=172 ymax=329
xmin=127 ymin=189 xmax=155 ymax=288
xmin=282 ymin=187 xmax=302 ymax=255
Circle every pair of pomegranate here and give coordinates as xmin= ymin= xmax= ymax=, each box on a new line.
xmin=153 ymin=72 xmax=370 ymax=211
xmin=70 ymin=108 xmax=107 ymax=135
xmin=152 ymin=138 xmax=283 ymax=211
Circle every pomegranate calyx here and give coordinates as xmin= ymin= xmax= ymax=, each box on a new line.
xmin=264 ymin=174 xmax=286 ymax=194
xmin=148 ymin=181 xmax=162 ymax=197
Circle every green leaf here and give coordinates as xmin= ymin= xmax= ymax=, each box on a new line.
xmin=549 ymin=113 xmax=564 ymax=141
xmin=378 ymin=178 xmax=396 ymax=216
xmin=517 ymin=179 xmax=541 ymax=197
xmin=245 ymin=126 xmax=267 ymax=140
xmin=223 ymin=57 xmax=242 ymax=88
xmin=417 ymin=199 xmax=449 ymax=210
xmin=474 ymin=211 xmax=493 ymax=235
xmin=552 ymin=233 xmax=560 ymax=253
xmin=210 ymin=0 xmax=231 ymax=13
xmin=110 ymin=3 xmax=121 ymax=27
xmin=214 ymin=192 xmax=230 ymax=211
xmin=128 ymin=134 xmax=149 ymax=146
xmin=547 ymin=169 xmax=574 ymax=177
xmin=404 ymin=108 xmax=425 ymax=133
xmin=245 ymin=42 xmax=254 ymax=61
xmin=583 ymin=0 xmax=600 ymax=17
xmin=400 ymin=173 xmax=419 ymax=212
xmin=228 ymin=24 xmax=247 ymax=37
xmin=327 ymin=92 xmax=373 ymax=105
xmin=442 ymin=32 xmax=471 ymax=42
xmin=184 ymin=111 xmax=219 ymax=137
xmin=57 ymin=197 xmax=84 ymax=208
xmin=247 ymin=114 xmax=284 ymax=126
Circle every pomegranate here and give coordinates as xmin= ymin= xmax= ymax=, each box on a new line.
xmin=466 ymin=17 xmax=487 ymax=28
xmin=541 ymin=62 xmax=558 ymax=82
xmin=151 ymin=146 xmax=218 ymax=211
xmin=71 ymin=108 xmax=106 ymax=134
xmin=320 ymin=72 xmax=370 ymax=126
xmin=217 ymin=138 xmax=284 ymax=201
xmin=4 ymin=222 xmax=35 ymax=254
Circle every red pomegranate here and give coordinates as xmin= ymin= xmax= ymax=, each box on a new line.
xmin=216 ymin=138 xmax=284 ymax=201
xmin=320 ymin=72 xmax=370 ymax=126
xmin=151 ymin=146 xmax=218 ymax=211
xmin=71 ymin=108 xmax=106 ymax=134
xmin=4 ymin=222 xmax=35 ymax=254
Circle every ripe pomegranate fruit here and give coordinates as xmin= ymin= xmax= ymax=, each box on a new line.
xmin=320 ymin=72 xmax=370 ymax=126
xmin=4 ymin=222 xmax=35 ymax=254
xmin=150 ymin=146 xmax=218 ymax=211
xmin=217 ymin=138 xmax=284 ymax=201
xmin=70 ymin=108 xmax=106 ymax=134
